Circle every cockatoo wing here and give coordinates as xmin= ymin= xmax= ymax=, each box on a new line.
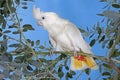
xmin=49 ymin=35 xmax=56 ymax=48
xmin=64 ymin=21 xmax=92 ymax=54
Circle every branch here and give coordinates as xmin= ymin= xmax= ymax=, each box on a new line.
xmin=38 ymin=50 xmax=120 ymax=75
xmin=109 ymin=27 xmax=120 ymax=58
xmin=106 ymin=27 xmax=120 ymax=75
xmin=38 ymin=51 xmax=107 ymax=61
xmin=108 ymin=59 xmax=120 ymax=75
xmin=6 ymin=0 xmax=22 ymax=42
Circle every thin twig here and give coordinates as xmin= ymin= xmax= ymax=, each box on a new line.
xmin=6 ymin=0 xmax=22 ymax=42
xmin=108 ymin=59 xmax=120 ymax=75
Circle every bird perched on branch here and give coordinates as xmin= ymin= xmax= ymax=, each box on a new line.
xmin=33 ymin=6 xmax=98 ymax=70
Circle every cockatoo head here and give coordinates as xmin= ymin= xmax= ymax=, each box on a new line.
xmin=33 ymin=6 xmax=59 ymax=29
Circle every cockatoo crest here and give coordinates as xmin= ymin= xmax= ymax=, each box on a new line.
xmin=33 ymin=5 xmax=43 ymax=20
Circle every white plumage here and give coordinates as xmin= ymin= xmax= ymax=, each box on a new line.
xmin=33 ymin=6 xmax=98 ymax=70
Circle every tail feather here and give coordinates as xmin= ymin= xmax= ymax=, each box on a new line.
xmin=70 ymin=55 xmax=98 ymax=71
xmin=85 ymin=57 xmax=98 ymax=69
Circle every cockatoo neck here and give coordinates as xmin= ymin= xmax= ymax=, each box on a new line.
xmin=43 ymin=19 xmax=66 ymax=37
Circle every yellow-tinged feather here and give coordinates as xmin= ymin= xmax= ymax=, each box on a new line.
xmin=74 ymin=58 xmax=82 ymax=69
xmin=71 ymin=56 xmax=98 ymax=70
xmin=85 ymin=57 xmax=97 ymax=69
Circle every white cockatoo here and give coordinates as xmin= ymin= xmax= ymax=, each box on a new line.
xmin=33 ymin=6 xmax=98 ymax=70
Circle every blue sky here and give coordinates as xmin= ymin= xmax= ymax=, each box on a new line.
xmin=17 ymin=0 xmax=107 ymax=79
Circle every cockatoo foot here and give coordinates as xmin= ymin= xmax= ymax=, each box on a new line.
xmin=49 ymin=48 xmax=54 ymax=56
xmin=74 ymin=54 xmax=86 ymax=61
xmin=73 ymin=50 xmax=78 ymax=58
xmin=73 ymin=50 xmax=86 ymax=61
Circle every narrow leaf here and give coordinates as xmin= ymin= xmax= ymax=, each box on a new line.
xmin=23 ymin=24 xmax=35 ymax=31
xmin=3 ymin=30 xmax=11 ymax=33
xmin=102 ymin=72 xmax=111 ymax=76
xmin=36 ymin=40 xmax=40 ymax=46
xmin=90 ymin=39 xmax=96 ymax=47
xmin=99 ymin=35 xmax=105 ymax=43
xmin=22 ymin=6 xmax=28 ymax=9
xmin=85 ymin=68 xmax=91 ymax=75
xmin=112 ymin=4 xmax=120 ymax=8
xmin=9 ymin=43 xmax=20 ymax=47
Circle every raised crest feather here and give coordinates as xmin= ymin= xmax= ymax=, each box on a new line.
xmin=33 ymin=5 xmax=42 ymax=20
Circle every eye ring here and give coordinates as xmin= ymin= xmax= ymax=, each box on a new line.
xmin=42 ymin=16 xmax=45 ymax=20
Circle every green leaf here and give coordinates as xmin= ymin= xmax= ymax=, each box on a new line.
xmin=2 ymin=21 xmax=6 ymax=29
xmin=103 ymin=10 xmax=120 ymax=20
xmin=30 ymin=60 xmax=42 ymax=68
xmin=22 ymin=6 xmax=28 ymax=9
xmin=4 ymin=53 xmax=12 ymax=62
xmin=70 ymin=70 xmax=76 ymax=75
xmin=3 ymin=30 xmax=11 ymax=33
xmin=0 ymin=15 xmax=5 ymax=24
xmin=26 ymin=39 xmax=31 ymax=43
xmin=15 ymin=0 xmax=20 ymax=5
xmin=36 ymin=40 xmax=40 ymax=46
xmin=60 ymin=54 xmax=67 ymax=59
xmin=85 ymin=68 xmax=91 ymax=75
xmin=100 ymin=0 xmax=107 ymax=2
xmin=12 ymin=31 xmax=20 ymax=34
xmin=111 ymin=49 xmax=120 ymax=57
xmin=99 ymin=65 xmax=102 ymax=73
xmin=102 ymin=40 xmax=108 ymax=48
xmin=90 ymin=39 xmax=96 ymax=47
xmin=107 ymin=40 xmax=113 ymax=48
xmin=39 ymin=45 xmax=45 ymax=49
xmin=79 ymin=28 xmax=86 ymax=33
xmin=23 ymin=24 xmax=35 ymax=31
xmin=22 ymin=2 xmax=27 ymax=5
xmin=88 ymin=77 xmax=91 ymax=80
xmin=97 ymin=14 xmax=104 ymax=16
xmin=96 ymin=26 xmax=102 ymax=35
xmin=103 ymin=63 xmax=112 ymax=69
xmin=31 ymin=41 xmax=34 ymax=46
xmin=27 ymin=65 xmax=33 ymax=71
xmin=9 ymin=25 xmax=18 ymax=28
xmin=9 ymin=43 xmax=20 ymax=47
xmin=58 ymin=66 xmax=64 ymax=78
xmin=0 ymin=39 xmax=7 ymax=52
xmin=0 ymin=28 xmax=2 ymax=37
xmin=112 ymin=4 xmax=120 ymax=8
xmin=10 ymin=7 xmax=16 ymax=13
xmin=65 ymin=66 xmax=69 ymax=70
xmin=66 ymin=72 xmax=72 ymax=78
xmin=14 ymin=56 xmax=25 ymax=63
xmin=24 ymin=53 xmax=33 ymax=59
xmin=58 ymin=66 xmax=62 ymax=72
xmin=23 ymin=29 xmax=27 ymax=32
xmin=89 ymin=33 xmax=95 ymax=39
xmin=0 ymin=53 xmax=12 ymax=62
xmin=102 ymin=72 xmax=111 ymax=76
xmin=99 ymin=35 xmax=105 ymax=43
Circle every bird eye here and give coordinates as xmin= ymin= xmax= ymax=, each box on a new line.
xmin=42 ymin=16 xmax=45 ymax=20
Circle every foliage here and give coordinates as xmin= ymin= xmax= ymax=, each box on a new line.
xmin=87 ymin=0 xmax=120 ymax=79
xmin=0 ymin=0 xmax=120 ymax=80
